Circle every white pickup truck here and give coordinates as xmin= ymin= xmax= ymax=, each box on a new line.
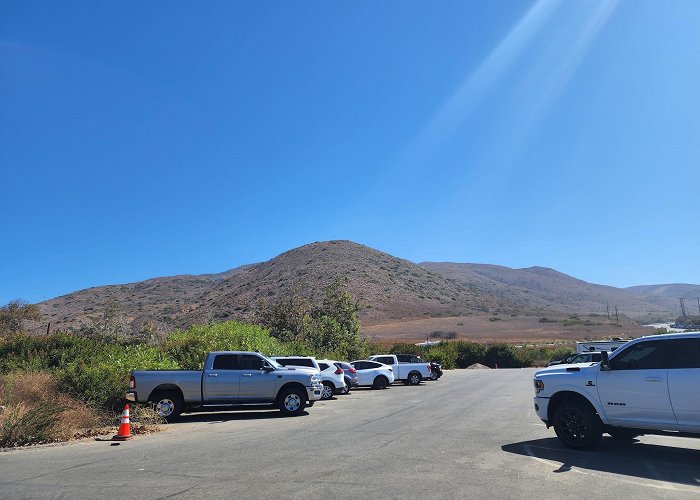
xmin=533 ymin=332 xmax=700 ymax=449
xmin=368 ymin=354 xmax=432 ymax=385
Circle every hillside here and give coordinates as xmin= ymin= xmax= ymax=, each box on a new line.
xmin=175 ymin=240 xmax=511 ymax=326
xmin=36 ymin=241 xmax=512 ymax=333
xmin=420 ymin=262 xmax=674 ymax=321
xmin=625 ymin=284 xmax=700 ymax=316
xmin=32 ymin=240 xmax=689 ymax=337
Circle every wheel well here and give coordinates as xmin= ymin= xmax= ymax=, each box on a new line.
xmin=277 ymin=382 xmax=307 ymax=400
xmin=148 ymin=384 xmax=184 ymax=403
xmin=548 ymin=391 xmax=599 ymax=423
xmin=408 ymin=370 xmax=420 ymax=378
xmin=375 ymin=374 xmax=388 ymax=382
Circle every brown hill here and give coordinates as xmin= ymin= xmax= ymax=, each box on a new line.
xmin=625 ymin=284 xmax=700 ymax=315
xmin=33 ymin=241 xmax=687 ymax=338
xmin=36 ymin=241 xmax=511 ymax=334
xmin=176 ymin=241 xmax=511 ymax=326
xmin=419 ymin=262 xmax=674 ymax=321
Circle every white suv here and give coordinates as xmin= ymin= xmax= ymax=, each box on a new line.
xmin=317 ymin=360 xmax=347 ymax=399
xmin=272 ymin=356 xmax=346 ymax=400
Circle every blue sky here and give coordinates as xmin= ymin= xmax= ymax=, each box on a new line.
xmin=1 ymin=0 xmax=699 ymax=305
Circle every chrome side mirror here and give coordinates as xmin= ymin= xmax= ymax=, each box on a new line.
xmin=600 ymin=351 xmax=610 ymax=371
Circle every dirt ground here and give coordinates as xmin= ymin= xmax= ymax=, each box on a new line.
xmin=361 ymin=313 xmax=656 ymax=345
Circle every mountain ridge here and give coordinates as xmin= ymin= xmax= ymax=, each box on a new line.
xmin=32 ymin=240 xmax=688 ymax=335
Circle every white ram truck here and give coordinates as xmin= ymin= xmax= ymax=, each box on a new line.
xmin=368 ymin=354 xmax=432 ymax=385
xmin=533 ymin=332 xmax=700 ymax=449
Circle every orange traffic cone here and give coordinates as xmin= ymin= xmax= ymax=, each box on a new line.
xmin=112 ymin=404 xmax=133 ymax=441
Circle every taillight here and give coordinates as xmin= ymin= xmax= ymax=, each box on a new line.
xmin=349 ymin=367 xmax=357 ymax=373
xmin=427 ymin=364 xmax=431 ymax=372
xmin=335 ymin=368 xmax=343 ymax=375
xmin=129 ymin=375 xmax=135 ymax=389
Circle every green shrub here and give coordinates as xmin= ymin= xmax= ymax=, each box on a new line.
xmin=164 ymin=322 xmax=291 ymax=369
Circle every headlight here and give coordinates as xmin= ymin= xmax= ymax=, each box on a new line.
xmin=309 ymin=375 xmax=320 ymax=384
xmin=534 ymin=379 xmax=544 ymax=393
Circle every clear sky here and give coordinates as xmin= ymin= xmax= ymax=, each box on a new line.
xmin=1 ymin=0 xmax=699 ymax=305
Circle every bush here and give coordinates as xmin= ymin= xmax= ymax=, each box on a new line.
xmin=164 ymin=322 xmax=292 ymax=369
xmin=0 ymin=402 xmax=65 ymax=447
xmin=0 ymin=372 xmax=99 ymax=447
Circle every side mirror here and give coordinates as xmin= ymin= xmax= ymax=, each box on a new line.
xmin=600 ymin=351 xmax=610 ymax=371
xmin=262 ymin=364 xmax=275 ymax=371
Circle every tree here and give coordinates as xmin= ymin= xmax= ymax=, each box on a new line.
xmin=254 ymin=289 xmax=312 ymax=342
xmin=254 ymin=278 xmax=366 ymax=359
xmin=316 ymin=278 xmax=361 ymax=342
xmin=310 ymin=278 xmax=363 ymax=358
xmin=0 ymin=299 xmax=42 ymax=338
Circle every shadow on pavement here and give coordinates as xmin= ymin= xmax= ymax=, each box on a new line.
xmin=502 ymin=436 xmax=700 ymax=488
xmin=170 ymin=407 xmax=309 ymax=423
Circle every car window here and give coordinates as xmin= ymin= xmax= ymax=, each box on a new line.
xmin=241 ymin=354 xmax=265 ymax=370
xmin=318 ymin=363 xmax=329 ymax=371
xmin=377 ymin=356 xmax=394 ymax=365
xmin=591 ymin=353 xmax=602 ymax=362
xmin=610 ymin=341 xmax=668 ymax=370
xmin=396 ymin=355 xmax=410 ymax=363
xmin=667 ymin=338 xmax=700 ymax=369
xmin=276 ymin=358 xmax=314 ymax=368
xmin=213 ymin=354 xmax=240 ymax=370
xmin=570 ymin=354 xmax=586 ymax=363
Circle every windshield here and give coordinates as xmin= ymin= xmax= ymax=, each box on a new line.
xmin=260 ymin=355 xmax=283 ymax=369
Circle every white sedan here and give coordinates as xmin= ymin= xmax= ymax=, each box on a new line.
xmin=350 ymin=360 xmax=395 ymax=389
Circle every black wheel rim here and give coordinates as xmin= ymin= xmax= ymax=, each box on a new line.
xmin=558 ymin=408 xmax=590 ymax=444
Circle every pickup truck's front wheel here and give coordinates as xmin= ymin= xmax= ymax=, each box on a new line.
xmin=278 ymin=387 xmax=307 ymax=416
xmin=553 ymin=400 xmax=602 ymax=449
xmin=151 ymin=391 xmax=184 ymax=422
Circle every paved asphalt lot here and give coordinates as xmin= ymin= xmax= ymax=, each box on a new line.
xmin=1 ymin=369 xmax=699 ymax=499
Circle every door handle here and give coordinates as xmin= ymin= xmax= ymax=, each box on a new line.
xmin=242 ymin=373 xmax=252 ymax=377
xmin=207 ymin=373 xmax=218 ymax=377
xmin=644 ymin=377 xmax=661 ymax=382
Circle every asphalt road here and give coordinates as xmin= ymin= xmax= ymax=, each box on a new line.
xmin=1 ymin=369 xmax=699 ymax=499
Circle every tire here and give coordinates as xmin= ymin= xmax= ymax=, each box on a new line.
xmin=430 ymin=371 xmax=439 ymax=381
xmin=339 ymin=380 xmax=350 ymax=395
xmin=553 ymin=400 xmax=602 ymax=449
xmin=321 ymin=382 xmax=334 ymax=400
xmin=373 ymin=375 xmax=389 ymax=390
xmin=408 ymin=372 xmax=422 ymax=386
xmin=151 ymin=390 xmax=184 ymax=422
xmin=608 ymin=428 xmax=640 ymax=441
xmin=277 ymin=386 xmax=307 ymax=416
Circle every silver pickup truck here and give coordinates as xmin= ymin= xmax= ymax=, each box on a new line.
xmin=126 ymin=351 xmax=323 ymax=420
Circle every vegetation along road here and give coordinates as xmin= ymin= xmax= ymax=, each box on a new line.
xmin=1 ymin=369 xmax=698 ymax=499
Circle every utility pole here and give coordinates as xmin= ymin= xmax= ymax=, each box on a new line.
xmin=679 ymin=298 xmax=687 ymax=318
xmin=696 ymin=297 xmax=700 ymax=315
xmin=46 ymin=321 xmax=51 ymax=335
xmin=606 ymin=304 xmax=610 ymax=320
xmin=614 ymin=305 xmax=619 ymax=323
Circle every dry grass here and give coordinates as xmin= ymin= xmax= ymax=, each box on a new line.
xmin=362 ymin=314 xmax=652 ymax=344
xmin=0 ymin=372 xmax=163 ymax=447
